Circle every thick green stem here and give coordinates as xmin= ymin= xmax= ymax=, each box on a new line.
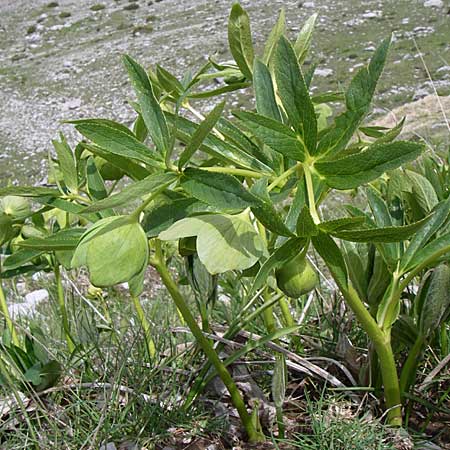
xmin=200 ymin=166 xmax=267 ymax=180
xmin=342 ymin=286 xmax=402 ymax=426
xmin=0 ymin=260 xmax=19 ymax=346
xmin=54 ymin=266 xmax=75 ymax=353
xmin=132 ymin=296 xmax=156 ymax=359
xmin=399 ymin=334 xmax=424 ymax=395
xmin=267 ymin=163 xmax=301 ymax=192
xmin=304 ymin=165 xmax=320 ymax=224
xmin=152 ymin=242 xmax=264 ymax=442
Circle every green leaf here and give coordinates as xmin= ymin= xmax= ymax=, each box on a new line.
xmin=312 ymin=232 xmax=348 ymax=289
xmin=0 ymin=187 xmax=62 ymax=198
xmin=168 ymin=113 xmax=274 ymax=175
xmin=330 ymin=215 xmax=431 ymax=243
xmin=143 ymin=198 xmax=212 ymax=237
xmin=319 ymin=217 xmax=366 ymax=233
xmin=253 ymin=59 xmax=281 ymax=122
xmin=406 ymin=170 xmax=439 ymax=214
xmin=52 ymin=134 xmax=78 ymax=193
xmin=316 ymin=38 xmax=391 ymax=157
xmin=234 ymin=111 xmax=306 ymax=161
xmin=81 ymin=143 xmax=151 ymax=181
xmin=86 ymin=157 xmax=107 ymax=201
xmin=419 ymin=264 xmax=450 ymax=337
xmin=83 ymin=172 xmax=177 ymax=213
xmin=262 ymin=8 xmax=285 ymax=65
xmin=274 ymin=36 xmax=317 ymax=153
xmin=187 ymin=82 xmax=250 ymax=99
xmin=180 ymin=168 xmax=258 ymax=211
xmin=400 ymin=197 xmax=450 ymax=273
xmin=18 ymin=228 xmax=85 ymax=251
xmin=296 ymin=206 xmax=318 ymax=237
xmin=178 ymin=101 xmax=225 ymax=169
xmin=294 ymin=14 xmax=317 ymax=64
xmin=75 ymin=121 xmax=164 ymax=169
xmin=123 ymin=55 xmax=171 ymax=154
xmin=67 ymin=118 xmax=136 ymax=138
xmin=159 ymin=212 xmax=266 ymax=274
xmin=3 ymin=248 xmax=45 ymax=270
xmin=315 ymin=141 xmax=424 ymax=190
xmin=72 ymin=216 xmax=148 ymax=286
xmin=403 ymin=232 xmax=450 ymax=273
xmin=228 ymin=3 xmax=254 ymax=80
xmin=156 ymin=64 xmax=184 ymax=96
xmin=248 ymin=237 xmax=307 ymax=297
xmin=250 ymin=178 xmax=294 ymax=237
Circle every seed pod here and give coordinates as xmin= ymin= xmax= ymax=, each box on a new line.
xmin=275 ymin=253 xmax=318 ymax=298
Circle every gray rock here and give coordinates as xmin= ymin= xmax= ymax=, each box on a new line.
xmin=315 ymin=68 xmax=333 ymax=77
xmin=25 ymin=289 xmax=49 ymax=305
xmin=424 ymin=0 xmax=443 ymax=7
xmin=99 ymin=444 xmax=117 ymax=450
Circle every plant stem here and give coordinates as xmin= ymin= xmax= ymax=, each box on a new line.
xmin=0 ymin=259 xmax=19 ymax=347
xmin=342 ymin=285 xmax=402 ymax=426
xmin=200 ymin=166 xmax=267 ymax=180
xmin=304 ymin=165 xmax=320 ymax=224
xmin=132 ymin=295 xmax=156 ymax=359
xmin=54 ymin=265 xmax=75 ymax=353
xmin=267 ymin=163 xmax=301 ymax=192
xmin=152 ymin=241 xmax=264 ymax=442
xmin=276 ymin=407 xmax=285 ymax=439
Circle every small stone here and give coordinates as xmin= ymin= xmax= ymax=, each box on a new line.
xmin=46 ymin=1 xmax=59 ymax=7
xmin=99 ymin=444 xmax=117 ymax=450
xmin=90 ymin=4 xmax=106 ymax=11
xmin=25 ymin=289 xmax=49 ymax=305
xmin=63 ymin=98 xmax=81 ymax=110
xmin=424 ymin=0 xmax=443 ymax=7
xmin=123 ymin=3 xmax=139 ymax=9
xmin=16 ymin=282 xmax=27 ymax=295
xmin=37 ymin=14 xmax=48 ymax=23
xmin=315 ymin=68 xmax=333 ymax=77
xmin=303 ymin=1 xmax=315 ymax=7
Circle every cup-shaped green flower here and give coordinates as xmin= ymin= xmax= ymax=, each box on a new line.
xmin=72 ymin=215 xmax=148 ymax=287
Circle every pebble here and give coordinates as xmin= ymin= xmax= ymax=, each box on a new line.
xmin=315 ymin=68 xmax=333 ymax=77
xmin=424 ymin=0 xmax=443 ymax=7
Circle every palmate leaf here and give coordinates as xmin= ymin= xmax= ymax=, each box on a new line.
xmin=123 ymin=55 xmax=171 ymax=155
xmin=168 ymin=113 xmax=274 ymax=175
xmin=233 ymin=111 xmax=306 ymax=161
xmin=159 ymin=212 xmax=266 ymax=274
xmin=180 ymin=168 xmax=259 ymax=211
xmin=316 ymin=37 xmax=391 ymax=158
xmin=228 ymin=3 xmax=254 ymax=80
xmin=274 ymin=36 xmax=317 ymax=153
xmin=315 ymin=141 xmax=425 ymax=190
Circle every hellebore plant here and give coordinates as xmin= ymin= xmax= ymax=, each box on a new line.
xmin=1 ymin=3 xmax=450 ymax=442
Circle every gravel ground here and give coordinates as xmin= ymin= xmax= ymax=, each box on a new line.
xmin=0 ymin=0 xmax=449 ymax=184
